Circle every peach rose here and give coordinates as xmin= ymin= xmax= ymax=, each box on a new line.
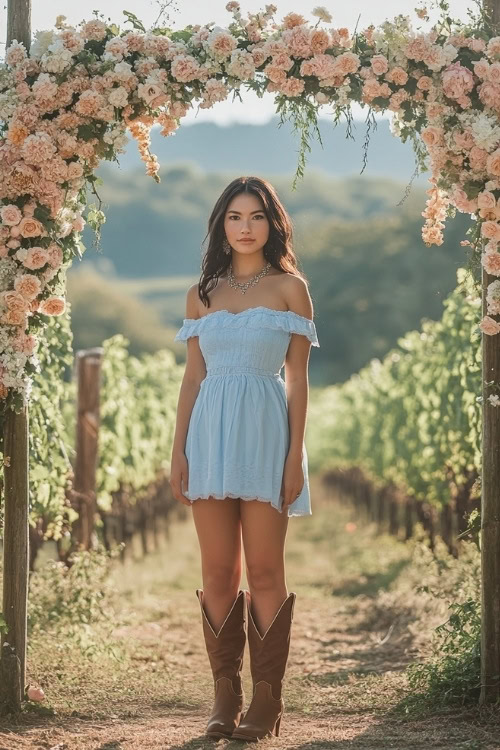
xmin=23 ymin=246 xmax=49 ymax=270
xmin=310 ymin=29 xmax=330 ymax=55
xmin=417 ymin=75 xmax=433 ymax=91
xmin=39 ymin=296 xmax=66 ymax=316
xmin=487 ymin=149 xmax=500 ymax=177
xmin=2 ymin=290 xmax=30 ymax=314
xmin=421 ymin=126 xmax=444 ymax=147
xmin=482 ymin=250 xmax=500 ymax=275
xmin=14 ymin=274 xmax=42 ymax=300
xmin=478 ymin=80 xmax=500 ymax=109
xmin=6 ymin=121 xmax=29 ymax=146
xmin=371 ymin=54 xmax=389 ymax=76
xmin=67 ymin=162 xmax=84 ymax=180
xmin=18 ymin=216 xmax=44 ymax=238
xmin=489 ymin=62 xmax=500 ymax=84
xmin=335 ymin=51 xmax=360 ymax=75
xmin=481 ymin=220 xmax=500 ymax=240
xmin=2 ymin=308 xmax=27 ymax=326
xmin=282 ymin=12 xmax=306 ymax=29
xmin=474 ymin=58 xmax=490 ymax=80
xmin=386 ymin=66 xmax=408 ymax=85
xmin=478 ymin=191 xmax=497 ymax=210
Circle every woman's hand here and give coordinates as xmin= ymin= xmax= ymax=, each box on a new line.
xmin=280 ymin=452 xmax=304 ymax=511
xmin=170 ymin=450 xmax=192 ymax=507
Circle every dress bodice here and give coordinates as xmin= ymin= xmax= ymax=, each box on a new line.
xmin=174 ymin=306 xmax=319 ymax=378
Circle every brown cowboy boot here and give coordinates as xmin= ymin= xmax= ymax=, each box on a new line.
xmin=232 ymin=591 xmax=296 ymax=742
xmin=196 ymin=589 xmax=246 ymax=739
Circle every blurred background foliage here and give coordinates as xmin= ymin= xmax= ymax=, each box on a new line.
xmin=68 ymin=119 xmax=472 ymax=386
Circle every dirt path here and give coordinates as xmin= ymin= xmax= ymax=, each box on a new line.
xmin=1 ymin=476 xmax=499 ymax=749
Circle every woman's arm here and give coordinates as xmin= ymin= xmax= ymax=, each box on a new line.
xmin=172 ymin=283 xmax=207 ymax=454
xmin=170 ymin=285 xmax=207 ymax=504
xmin=281 ymin=276 xmax=314 ymax=507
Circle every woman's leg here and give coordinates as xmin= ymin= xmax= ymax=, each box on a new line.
xmin=192 ymin=497 xmax=242 ymax=631
xmin=240 ymin=500 xmax=289 ymax=635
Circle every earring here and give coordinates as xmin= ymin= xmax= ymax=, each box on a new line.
xmin=222 ymin=237 xmax=231 ymax=255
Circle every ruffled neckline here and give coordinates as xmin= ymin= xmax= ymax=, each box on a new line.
xmin=175 ymin=305 xmax=320 ymax=347
xmin=183 ymin=305 xmax=314 ymax=324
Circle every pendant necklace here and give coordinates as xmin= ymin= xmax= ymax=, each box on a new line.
xmin=227 ymin=261 xmax=271 ymax=295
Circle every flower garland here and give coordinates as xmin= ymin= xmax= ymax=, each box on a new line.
xmin=0 ymin=1 xmax=500 ymax=410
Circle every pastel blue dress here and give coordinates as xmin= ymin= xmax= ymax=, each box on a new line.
xmin=174 ymin=306 xmax=320 ymax=517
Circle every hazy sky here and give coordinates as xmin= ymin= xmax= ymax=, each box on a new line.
xmin=1 ymin=0 xmax=475 ymax=124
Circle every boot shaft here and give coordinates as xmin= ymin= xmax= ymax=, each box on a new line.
xmin=196 ymin=589 xmax=247 ymax=683
xmin=246 ymin=592 xmax=296 ymax=700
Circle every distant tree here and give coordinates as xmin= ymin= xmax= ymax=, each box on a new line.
xmin=67 ymin=268 xmax=179 ymax=356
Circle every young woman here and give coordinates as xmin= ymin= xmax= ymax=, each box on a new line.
xmin=170 ymin=175 xmax=319 ymax=741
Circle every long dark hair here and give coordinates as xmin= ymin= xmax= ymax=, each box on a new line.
xmin=198 ymin=176 xmax=306 ymax=308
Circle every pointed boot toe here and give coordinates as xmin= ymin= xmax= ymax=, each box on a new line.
xmin=206 ymin=676 xmax=245 ymax=738
xmin=232 ymin=681 xmax=283 ymax=741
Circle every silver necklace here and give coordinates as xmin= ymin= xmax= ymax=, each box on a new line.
xmin=227 ymin=261 xmax=271 ymax=295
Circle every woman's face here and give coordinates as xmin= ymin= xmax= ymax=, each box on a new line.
xmin=224 ymin=192 xmax=270 ymax=256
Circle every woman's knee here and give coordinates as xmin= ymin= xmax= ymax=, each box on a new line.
xmin=246 ymin=563 xmax=285 ymax=593
xmin=203 ymin=564 xmax=241 ymax=596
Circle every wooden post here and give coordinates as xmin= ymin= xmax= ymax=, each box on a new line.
xmin=481 ymin=0 xmax=500 ymax=704
xmin=7 ymin=0 xmax=31 ymax=51
xmin=1 ymin=407 xmax=29 ymax=713
xmin=71 ymin=349 xmax=103 ymax=551
xmin=0 ymin=0 xmax=32 ymax=715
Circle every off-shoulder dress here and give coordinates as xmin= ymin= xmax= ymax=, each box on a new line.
xmin=174 ymin=306 xmax=320 ymax=517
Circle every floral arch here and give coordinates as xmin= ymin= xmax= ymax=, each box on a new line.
xmin=0 ymin=1 xmax=500 ymax=410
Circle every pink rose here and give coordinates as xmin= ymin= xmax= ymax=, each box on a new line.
xmin=480 ymin=314 xmax=500 ymax=334
xmin=12 ymin=332 xmax=37 ymax=355
xmin=47 ymin=244 xmax=63 ymax=268
xmin=442 ymin=61 xmax=474 ymax=99
xmin=454 ymin=130 xmax=475 ymax=150
xmin=371 ymin=54 xmax=389 ymax=76
xmin=1 ymin=204 xmax=22 ymax=226
xmin=72 ymin=215 xmax=85 ymax=232
xmin=470 ymin=146 xmax=489 ymax=170
xmin=26 ymin=685 xmax=45 ymax=702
